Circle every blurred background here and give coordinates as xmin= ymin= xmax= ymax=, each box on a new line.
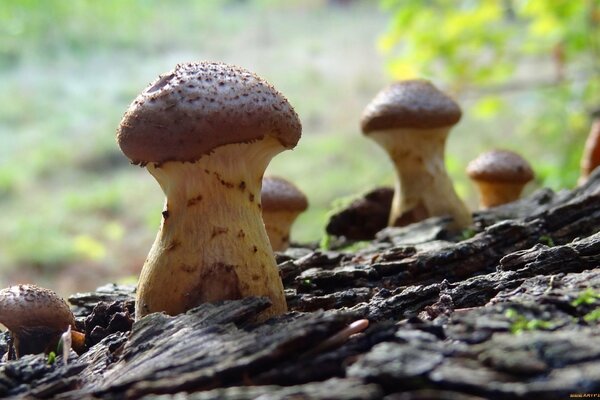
xmin=0 ymin=0 xmax=598 ymax=295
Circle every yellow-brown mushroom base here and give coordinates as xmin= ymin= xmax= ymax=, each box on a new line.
xmin=473 ymin=180 xmax=526 ymax=209
xmin=263 ymin=210 xmax=301 ymax=252
xmin=136 ymin=137 xmax=288 ymax=320
xmin=369 ymin=128 xmax=472 ymax=230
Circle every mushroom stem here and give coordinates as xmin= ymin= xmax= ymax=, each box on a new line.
xmin=136 ymin=137 xmax=287 ymax=320
xmin=472 ymin=181 xmax=526 ymax=208
xmin=263 ymin=211 xmax=300 ymax=251
xmin=369 ymin=128 xmax=472 ymax=229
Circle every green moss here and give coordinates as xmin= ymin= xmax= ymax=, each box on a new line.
xmin=460 ymin=228 xmax=476 ymax=241
xmin=584 ymin=308 xmax=600 ymax=323
xmin=538 ymin=235 xmax=555 ymax=247
xmin=571 ymin=288 xmax=600 ymax=307
xmin=505 ymin=308 xmax=556 ymax=334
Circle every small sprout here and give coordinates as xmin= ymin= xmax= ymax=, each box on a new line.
xmin=539 ymin=235 xmax=555 ymax=247
xmin=59 ymin=325 xmax=72 ymax=365
xmin=584 ymin=308 xmax=600 ymax=323
xmin=47 ymin=351 xmax=56 ymax=365
xmin=303 ymin=279 xmax=312 ymax=286
xmin=460 ymin=228 xmax=476 ymax=241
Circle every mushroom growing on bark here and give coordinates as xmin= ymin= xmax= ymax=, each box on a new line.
xmin=117 ymin=62 xmax=301 ymax=320
xmin=261 ymin=176 xmax=308 ymax=251
xmin=466 ymin=149 xmax=534 ymax=208
xmin=0 ymin=284 xmax=84 ymax=358
xmin=579 ymin=108 xmax=600 ymax=185
xmin=360 ymin=79 xmax=472 ymax=229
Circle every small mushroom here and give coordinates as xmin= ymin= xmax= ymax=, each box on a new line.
xmin=361 ymin=79 xmax=472 ymax=229
xmin=261 ymin=176 xmax=308 ymax=251
xmin=579 ymin=108 xmax=600 ymax=185
xmin=117 ymin=62 xmax=301 ymax=320
xmin=466 ymin=149 xmax=534 ymax=208
xmin=0 ymin=284 xmax=84 ymax=358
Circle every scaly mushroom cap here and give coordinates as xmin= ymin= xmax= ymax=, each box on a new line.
xmin=0 ymin=285 xmax=75 ymax=334
xmin=361 ymin=79 xmax=462 ymax=133
xmin=117 ymin=61 xmax=302 ymax=164
xmin=467 ymin=150 xmax=534 ymax=184
xmin=0 ymin=284 xmax=76 ymax=356
xmin=261 ymin=176 xmax=308 ymax=213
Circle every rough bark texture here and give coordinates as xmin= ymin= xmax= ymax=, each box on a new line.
xmin=1 ymin=170 xmax=600 ymax=399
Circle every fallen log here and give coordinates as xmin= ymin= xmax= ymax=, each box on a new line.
xmin=1 ymin=170 xmax=600 ymax=399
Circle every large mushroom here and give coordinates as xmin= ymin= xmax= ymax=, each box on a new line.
xmin=360 ymin=79 xmax=472 ymax=229
xmin=466 ymin=149 xmax=534 ymax=208
xmin=261 ymin=176 xmax=308 ymax=251
xmin=0 ymin=284 xmax=84 ymax=358
xmin=117 ymin=62 xmax=301 ymax=320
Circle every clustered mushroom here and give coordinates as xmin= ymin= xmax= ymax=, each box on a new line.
xmin=466 ymin=149 xmax=534 ymax=208
xmin=261 ymin=176 xmax=308 ymax=252
xmin=0 ymin=284 xmax=84 ymax=358
xmin=360 ymin=79 xmax=472 ymax=229
xmin=117 ymin=62 xmax=301 ymax=320
xmin=6 ymin=62 xmax=551 ymax=336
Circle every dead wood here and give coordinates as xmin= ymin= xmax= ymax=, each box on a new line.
xmin=1 ymin=170 xmax=600 ymax=399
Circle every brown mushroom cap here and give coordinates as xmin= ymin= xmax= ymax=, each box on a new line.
xmin=117 ymin=62 xmax=302 ymax=164
xmin=361 ymin=79 xmax=462 ymax=133
xmin=467 ymin=150 xmax=534 ymax=183
xmin=261 ymin=176 xmax=308 ymax=213
xmin=0 ymin=284 xmax=75 ymax=335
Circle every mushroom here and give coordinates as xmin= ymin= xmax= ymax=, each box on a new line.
xmin=360 ymin=79 xmax=472 ymax=229
xmin=117 ymin=62 xmax=301 ymax=320
xmin=261 ymin=176 xmax=308 ymax=251
xmin=0 ymin=284 xmax=84 ymax=358
xmin=466 ymin=149 xmax=534 ymax=208
xmin=579 ymin=108 xmax=600 ymax=185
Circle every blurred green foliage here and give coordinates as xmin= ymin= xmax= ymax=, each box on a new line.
xmin=1 ymin=0 xmax=598 ymax=293
xmin=380 ymin=0 xmax=600 ymax=188
xmin=0 ymin=0 xmax=392 ymax=292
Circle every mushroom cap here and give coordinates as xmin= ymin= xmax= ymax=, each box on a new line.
xmin=117 ymin=62 xmax=302 ymax=164
xmin=466 ymin=150 xmax=534 ymax=183
xmin=261 ymin=176 xmax=308 ymax=213
xmin=0 ymin=284 xmax=75 ymax=335
xmin=361 ymin=79 xmax=462 ymax=133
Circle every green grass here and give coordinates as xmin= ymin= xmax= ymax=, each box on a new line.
xmin=0 ymin=0 xmax=591 ymax=294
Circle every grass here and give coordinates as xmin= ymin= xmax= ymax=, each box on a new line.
xmin=0 ymin=0 xmax=592 ymax=294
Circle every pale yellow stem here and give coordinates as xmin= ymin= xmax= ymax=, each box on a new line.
xmin=136 ymin=136 xmax=287 ymax=320
xmin=263 ymin=210 xmax=301 ymax=252
xmin=369 ymin=128 xmax=472 ymax=229
xmin=474 ymin=180 xmax=525 ymax=209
